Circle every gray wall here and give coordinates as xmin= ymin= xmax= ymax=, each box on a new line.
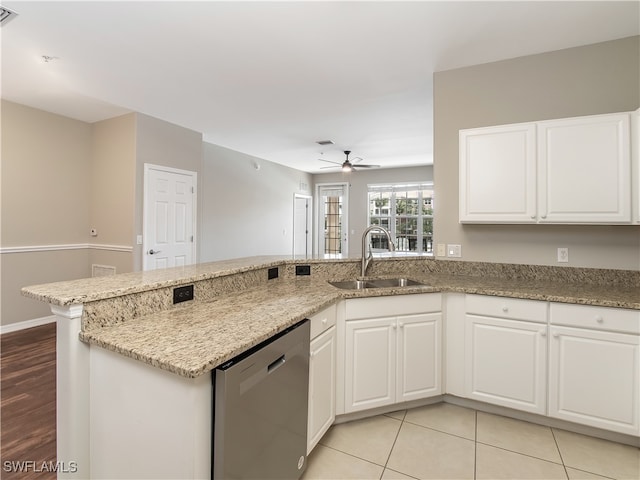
xmin=134 ymin=114 xmax=203 ymax=270
xmin=313 ymin=165 xmax=433 ymax=257
xmin=200 ymin=143 xmax=313 ymax=262
xmin=434 ymin=36 xmax=640 ymax=270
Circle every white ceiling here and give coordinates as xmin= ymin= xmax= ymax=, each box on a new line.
xmin=2 ymin=1 xmax=638 ymax=173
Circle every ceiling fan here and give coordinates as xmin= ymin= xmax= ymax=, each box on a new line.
xmin=319 ymin=150 xmax=380 ymax=172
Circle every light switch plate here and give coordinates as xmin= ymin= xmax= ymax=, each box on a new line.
xmin=447 ymin=244 xmax=462 ymax=258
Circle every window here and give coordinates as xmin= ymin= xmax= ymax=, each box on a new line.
xmin=316 ymin=183 xmax=349 ymax=257
xmin=367 ymin=183 xmax=434 ymax=254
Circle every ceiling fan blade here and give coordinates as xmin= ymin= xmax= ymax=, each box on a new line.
xmin=318 ymin=158 xmax=342 ymax=165
xmin=353 ymin=164 xmax=380 ymax=169
xmin=320 ymin=165 xmax=340 ymax=169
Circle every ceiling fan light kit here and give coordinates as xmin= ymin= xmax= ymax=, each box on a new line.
xmin=318 ymin=150 xmax=380 ymax=173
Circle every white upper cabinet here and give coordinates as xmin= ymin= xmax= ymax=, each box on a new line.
xmin=459 ymin=123 xmax=537 ymax=223
xmin=538 ymin=113 xmax=630 ymax=223
xmin=459 ymin=112 xmax=632 ymax=224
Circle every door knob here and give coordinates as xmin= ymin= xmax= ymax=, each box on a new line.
xmin=148 ymin=249 xmax=162 ymax=255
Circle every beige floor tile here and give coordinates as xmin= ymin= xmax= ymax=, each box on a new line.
xmin=302 ymin=444 xmax=384 ymax=480
xmin=385 ymin=410 xmax=407 ymax=421
xmin=554 ymin=429 xmax=640 ymax=480
xmin=477 ymin=412 xmax=562 ymax=463
xmin=565 ymin=467 xmax=612 ymax=479
xmin=320 ymin=414 xmax=402 ymax=465
xmin=404 ymin=402 xmax=476 ymax=440
xmin=476 ymin=443 xmax=568 ymax=479
xmin=386 ymin=422 xmax=475 ymax=479
xmin=382 ymin=468 xmax=419 ymax=479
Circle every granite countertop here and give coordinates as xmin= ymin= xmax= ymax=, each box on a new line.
xmin=80 ymin=278 xmax=342 ymax=378
xmin=78 ymin=270 xmax=639 ymax=378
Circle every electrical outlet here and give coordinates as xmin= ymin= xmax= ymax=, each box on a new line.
xmin=268 ymin=267 xmax=279 ymax=280
xmin=173 ymin=285 xmax=194 ymax=304
xmin=436 ymin=244 xmax=446 ymax=257
xmin=296 ymin=265 xmax=311 ymax=276
xmin=447 ymin=244 xmax=462 ymax=258
xmin=557 ymin=247 xmax=569 ymax=263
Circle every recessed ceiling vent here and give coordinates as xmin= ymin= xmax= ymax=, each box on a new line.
xmin=0 ymin=6 xmax=18 ymax=26
xmin=316 ymin=140 xmax=334 ymax=146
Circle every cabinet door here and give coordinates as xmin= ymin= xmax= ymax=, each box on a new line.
xmin=538 ymin=113 xmax=631 ymax=223
xmin=344 ymin=317 xmax=396 ymax=413
xmin=397 ymin=313 xmax=441 ymax=402
xmin=459 ymin=123 xmax=537 ymax=223
xmin=549 ymin=326 xmax=639 ymax=436
xmin=465 ymin=315 xmax=547 ymax=414
xmin=308 ymin=326 xmax=336 ymax=454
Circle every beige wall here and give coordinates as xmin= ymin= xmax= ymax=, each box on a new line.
xmin=313 ymin=166 xmax=433 ymax=256
xmin=1 ymin=101 xmax=93 ymax=325
xmin=433 ymin=36 xmax=640 ymax=270
xmin=90 ymin=114 xmax=137 ymax=272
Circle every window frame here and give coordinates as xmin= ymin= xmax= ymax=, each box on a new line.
xmin=367 ymin=182 xmax=434 ymax=255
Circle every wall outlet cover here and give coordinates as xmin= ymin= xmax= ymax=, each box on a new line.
xmin=436 ymin=244 xmax=446 ymax=257
xmin=296 ymin=265 xmax=311 ymax=276
xmin=173 ymin=285 xmax=194 ymax=304
xmin=447 ymin=244 xmax=462 ymax=258
xmin=557 ymin=247 xmax=569 ymax=263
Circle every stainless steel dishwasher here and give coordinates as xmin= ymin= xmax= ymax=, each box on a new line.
xmin=213 ymin=319 xmax=310 ymax=480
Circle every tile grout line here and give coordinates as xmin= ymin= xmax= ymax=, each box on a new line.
xmin=379 ymin=411 xmax=406 ymax=479
xmin=551 ymin=427 xmax=568 ymax=480
xmin=474 ymin=409 xmax=478 ymax=480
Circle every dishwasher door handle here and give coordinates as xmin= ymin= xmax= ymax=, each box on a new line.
xmin=268 ymin=354 xmax=286 ymax=373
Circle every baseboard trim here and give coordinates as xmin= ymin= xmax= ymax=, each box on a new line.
xmin=1 ymin=243 xmax=133 ymax=254
xmin=0 ymin=315 xmax=56 ymax=335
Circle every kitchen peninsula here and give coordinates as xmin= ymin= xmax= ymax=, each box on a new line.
xmin=22 ymin=255 xmax=640 ymax=479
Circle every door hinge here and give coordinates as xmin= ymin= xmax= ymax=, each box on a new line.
xmin=190 ymin=236 xmax=194 ymax=242
xmin=191 ymin=186 xmax=195 ymax=194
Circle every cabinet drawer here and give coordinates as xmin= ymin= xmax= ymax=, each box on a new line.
xmin=466 ymin=295 xmax=547 ymax=323
xmin=550 ymin=303 xmax=640 ymax=334
xmin=346 ymin=294 xmax=441 ymax=320
xmin=309 ymin=304 xmax=337 ymax=339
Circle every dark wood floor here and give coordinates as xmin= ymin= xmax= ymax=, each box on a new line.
xmin=1 ymin=323 xmax=56 ymax=480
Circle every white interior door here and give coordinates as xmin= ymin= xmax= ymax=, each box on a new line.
xmin=293 ymin=194 xmax=312 ymax=257
xmin=143 ymin=164 xmax=197 ymax=271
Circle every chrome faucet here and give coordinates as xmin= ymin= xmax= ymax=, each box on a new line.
xmin=361 ymin=226 xmax=396 ymax=277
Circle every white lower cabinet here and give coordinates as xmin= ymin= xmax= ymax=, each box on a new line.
xmin=548 ymin=303 xmax=640 ymax=436
xmin=307 ymin=305 xmax=337 ymax=454
xmin=342 ymin=294 xmax=442 ymax=414
xmin=464 ymin=295 xmax=548 ymax=415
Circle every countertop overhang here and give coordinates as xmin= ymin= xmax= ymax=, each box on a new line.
xmin=22 ymin=256 xmax=640 ymax=378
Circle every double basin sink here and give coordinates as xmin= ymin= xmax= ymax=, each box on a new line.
xmin=329 ymin=278 xmax=425 ymax=290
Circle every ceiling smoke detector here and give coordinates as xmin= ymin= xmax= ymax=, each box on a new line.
xmin=0 ymin=6 xmax=18 ymax=26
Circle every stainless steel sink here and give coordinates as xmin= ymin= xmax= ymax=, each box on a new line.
xmin=328 ymin=280 xmax=373 ymax=290
xmin=329 ymin=278 xmax=425 ymax=290
xmin=367 ymin=278 xmax=424 ymax=288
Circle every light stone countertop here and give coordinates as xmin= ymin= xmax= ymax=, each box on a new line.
xmin=78 ymin=270 xmax=639 ymax=378
xmin=23 ymin=255 xmax=639 ymax=378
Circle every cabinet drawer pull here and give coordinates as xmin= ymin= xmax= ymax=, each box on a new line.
xmin=595 ymin=316 xmax=604 ymax=323
xmin=540 ymin=330 xmax=547 ymax=337
xmin=501 ymin=306 xmax=509 ymax=313
xmin=322 ymin=318 xmax=327 ymax=325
